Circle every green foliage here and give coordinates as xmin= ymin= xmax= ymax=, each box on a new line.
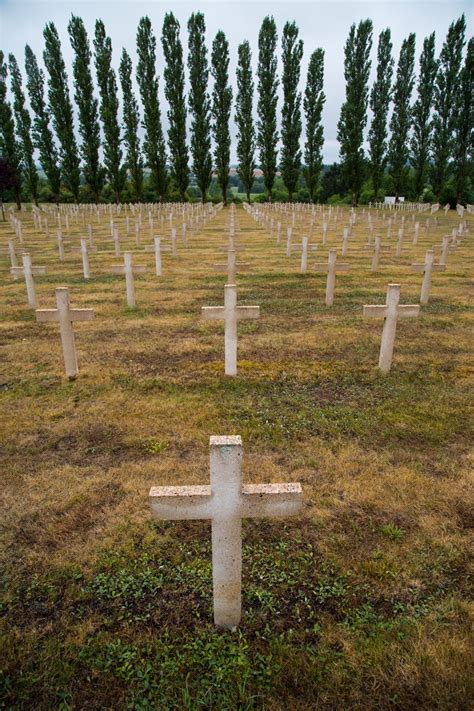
xmin=0 ymin=51 xmax=22 ymax=209
xmin=257 ymin=16 xmax=279 ymax=201
xmin=94 ymin=19 xmax=126 ymax=203
xmin=211 ymin=31 xmax=232 ymax=204
xmin=8 ymin=54 xmax=38 ymax=205
xmin=337 ymin=19 xmax=373 ymax=205
xmin=118 ymin=49 xmax=144 ymax=200
xmin=43 ymin=22 xmax=81 ymax=201
xmin=320 ymin=163 xmax=347 ymax=203
xmin=431 ymin=15 xmax=466 ymax=200
xmin=368 ymin=29 xmax=393 ymax=200
xmin=381 ymin=524 xmax=406 ymax=541
xmin=136 ymin=16 xmax=168 ymax=201
xmin=162 ymin=13 xmax=189 ymax=201
xmin=68 ymin=15 xmax=104 ymax=202
xmin=453 ymin=37 xmax=473 ymax=203
xmin=24 ymin=44 xmax=60 ymax=202
xmin=388 ymin=33 xmax=416 ymax=200
xmin=235 ymin=40 xmax=256 ymax=202
xmin=187 ymin=12 xmax=212 ymax=203
xmin=303 ymin=48 xmax=325 ymax=203
xmin=411 ymin=33 xmax=438 ymax=199
xmin=280 ymin=21 xmax=303 ymax=201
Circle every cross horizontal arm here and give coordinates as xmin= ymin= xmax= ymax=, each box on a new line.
xmin=202 ymin=306 xmax=225 ymax=320
xmin=411 ymin=264 xmax=426 ymax=272
xmin=241 ymin=483 xmax=303 ymax=518
xmin=110 ymin=266 xmax=125 ymax=274
xmin=363 ymin=305 xmax=388 ymax=317
xmin=149 ymin=485 xmax=214 ymax=520
xmin=70 ymin=309 xmax=95 ymax=322
xmin=235 ymin=306 xmax=260 ymax=320
xmin=313 ymin=264 xmax=329 ymax=273
xmin=397 ymin=305 xmax=420 ymax=318
xmin=36 ymin=309 xmax=59 ymax=322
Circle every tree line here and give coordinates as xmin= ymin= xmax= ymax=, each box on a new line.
xmin=0 ymin=13 xmax=472 ymax=208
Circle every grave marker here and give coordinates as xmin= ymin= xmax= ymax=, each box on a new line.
xmin=11 ymin=253 xmax=46 ymax=308
xmin=411 ymin=249 xmax=445 ymax=304
xmin=111 ymin=251 xmax=147 ymax=307
xmin=314 ymin=249 xmax=350 ymax=306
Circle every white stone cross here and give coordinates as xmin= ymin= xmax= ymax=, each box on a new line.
xmin=57 ymin=231 xmax=65 ymax=261
xmin=439 ymin=235 xmax=450 ymax=266
xmin=314 ymin=249 xmax=350 ymax=306
xmin=111 ymin=251 xmax=147 ymax=307
xmin=112 ymin=227 xmax=121 ymax=257
xmin=286 ymin=227 xmax=293 ymax=257
xmin=365 ymin=235 xmax=390 ymax=272
xmin=411 ymin=249 xmax=445 ymax=304
xmin=149 ymin=435 xmax=302 ymax=629
xmin=36 ymin=287 xmax=94 ymax=379
xmin=8 ymin=240 xmax=18 ymax=276
xmin=213 ymin=249 xmax=248 ymax=284
xmin=363 ymin=284 xmax=420 ymax=373
xmin=341 ymin=227 xmax=350 ymax=257
xmin=11 ymin=253 xmax=46 ymax=308
xmin=396 ymin=228 xmax=404 ymax=257
xmin=201 ymin=284 xmax=260 ymax=376
xmin=80 ymin=239 xmax=90 ymax=279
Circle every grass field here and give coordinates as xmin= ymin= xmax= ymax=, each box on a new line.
xmin=0 ymin=204 xmax=472 ymax=709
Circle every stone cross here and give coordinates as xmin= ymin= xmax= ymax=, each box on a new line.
xmin=341 ymin=227 xmax=350 ymax=257
xmin=213 ymin=249 xmax=248 ymax=283
xmin=111 ymin=251 xmax=147 ymax=307
xmin=396 ymin=228 xmax=404 ymax=257
xmin=36 ymin=287 xmax=94 ymax=379
xmin=413 ymin=222 xmax=419 ymax=244
xmin=113 ymin=227 xmax=121 ymax=257
xmin=149 ymin=435 xmax=303 ymax=629
xmin=80 ymin=238 xmax=90 ymax=279
xmin=367 ymin=235 xmax=388 ymax=272
xmin=363 ymin=283 xmax=420 ymax=373
xmin=201 ymin=284 xmax=260 ymax=376
xmin=57 ymin=231 xmax=65 ymax=261
xmin=411 ymin=249 xmax=445 ymax=304
xmin=286 ymin=227 xmax=293 ymax=257
xmin=8 ymin=240 xmax=18 ymax=276
xmin=439 ymin=235 xmax=450 ymax=266
xmin=11 ymin=253 xmax=46 ymax=308
xmin=314 ymin=249 xmax=350 ymax=306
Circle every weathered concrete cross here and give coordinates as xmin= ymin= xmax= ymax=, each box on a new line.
xmin=11 ymin=253 xmax=46 ymax=308
xmin=149 ymin=435 xmax=303 ymax=629
xmin=36 ymin=287 xmax=94 ymax=379
xmin=111 ymin=251 xmax=147 ymax=307
xmin=363 ymin=284 xmax=420 ymax=373
xmin=201 ymin=284 xmax=260 ymax=376
xmin=314 ymin=249 xmax=350 ymax=306
xmin=213 ymin=249 xmax=249 ymax=283
xmin=411 ymin=249 xmax=445 ymax=304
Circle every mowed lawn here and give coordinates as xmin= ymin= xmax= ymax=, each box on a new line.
xmin=0 ymin=204 xmax=472 ymax=709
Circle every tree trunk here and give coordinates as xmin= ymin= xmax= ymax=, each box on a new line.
xmin=15 ymin=186 xmax=21 ymax=210
xmin=352 ymin=190 xmax=357 ymax=207
xmin=246 ymin=189 xmax=250 ymax=203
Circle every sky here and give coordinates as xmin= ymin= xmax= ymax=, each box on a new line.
xmin=0 ymin=0 xmax=472 ymax=165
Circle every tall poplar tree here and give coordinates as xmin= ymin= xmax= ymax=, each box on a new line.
xmin=388 ymin=33 xmax=416 ymax=201
xmin=136 ymin=16 xmax=168 ymax=201
xmin=94 ymin=19 xmax=126 ymax=204
xmin=43 ymin=22 xmax=81 ymax=201
xmin=211 ymin=31 xmax=232 ymax=204
xmin=453 ymin=37 xmax=473 ymax=203
xmin=431 ymin=15 xmax=466 ymax=201
xmin=0 ymin=51 xmax=22 ymax=209
xmin=8 ymin=54 xmax=38 ymax=205
xmin=257 ymin=16 xmax=279 ymax=201
xmin=235 ymin=40 xmax=256 ymax=203
xmin=24 ymin=45 xmax=61 ymax=202
xmin=119 ymin=49 xmax=143 ymax=200
xmin=162 ymin=12 xmax=188 ymax=201
xmin=187 ymin=12 xmax=212 ymax=202
xmin=281 ymin=21 xmax=303 ymax=201
xmin=68 ymin=15 xmax=103 ymax=202
xmin=303 ymin=48 xmax=325 ymax=203
xmin=337 ymin=19 xmax=373 ymax=206
xmin=368 ymin=29 xmax=393 ymax=200
xmin=411 ymin=33 xmax=438 ymax=199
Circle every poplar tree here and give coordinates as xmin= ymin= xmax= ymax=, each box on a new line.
xmin=43 ymin=22 xmax=81 ymax=201
xmin=281 ymin=21 xmax=303 ymax=201
xmin=119 ymin=49 xmax=143 ymax=200
xmin=235 ymin=40 xmax=256 ymax=203
xmin=68 ymin=15 xmax=103 ymax=202
xmin=257 ymin=16 xmax=279 ymax=201
xmin=337 ymin=20 xmax=373 ymax=206
xmin=187 ymin=12 xmax=212 ymax=202
xmin=162 ymin=12 xmax=189 ymax=201
xmin=94 ymin=19 xmax=126 ymax=204
xmin=24 ymin=45 xmax=61 ymax=202
xmin=136 ymin=16 xmax=168 ymax=201
xmin=453 ymin=37 xmax=473 ymax=203
xmin=303 ymin=49 xmax=325 ymax=203
xmin=411 ymin=33 xmax=438 ymax=199
xmin=368 ymin=29 xmax=393 ymax=200
xmin=211 ymin=31 xmax=232 ymax=204
xmin=8 ymin=54 xmax=38 ymax=205
xmin=388 ymin=33 xmax=416 ymax=201
xmin=0 ymin=51 xmax=22 ymax=209
xmin=431 ymin=15 xmax=466 ymax=201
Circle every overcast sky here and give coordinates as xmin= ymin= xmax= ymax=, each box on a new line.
xmin=1 ymin=0 xmax=472 ymax=165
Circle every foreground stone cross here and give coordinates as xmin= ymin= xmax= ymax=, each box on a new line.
xmin=36 ymin=287 xmax=94 ymax=379
xmin=149 ymin=435 xmax=303 ymax=629
xmin=411 ymin=249 xmax=445 ymax=304
xmin=363 ymin=284 xmax=420 ymax=373
xmin=111 ymin=251 xmax=147 ymax=307
xmin=11 ymin=253 xmax=46 ymax=308
xmin=201 ymin=284 xmax=260 ymax=376
xmin=314 ymin=249 xmax=350 ymax=306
